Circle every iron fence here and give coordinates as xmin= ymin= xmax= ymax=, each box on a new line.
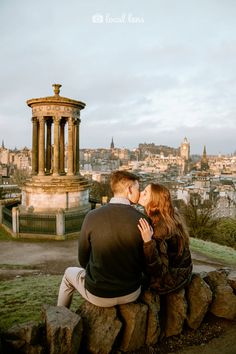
xmin=2 ymin=206 xmax=12 ymax=229
xmin=65 ymin=212 xmax=85 ymax=234
xmin=19 ymin=214 xmax=56 ymax=234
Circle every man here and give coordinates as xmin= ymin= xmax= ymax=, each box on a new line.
xmin=57 ymin=170 xmax=146 ymax=307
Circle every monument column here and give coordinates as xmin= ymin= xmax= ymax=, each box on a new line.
xmin=31 ymin=117 xmax=38 ymax=175
xmin=46 ymin=119 xmax=52 ymax=174
xmin=53 ymin=116 xmax=60 ymax=176
xmin=38 ymin=116 xmax=45 ymax=176
xmin=73 ymin=122 xmax=76 ymax=173
xmin=75 ymin=118 xmax=80 ymax=174
xmin=67 ymin=116 xmax=74 ymax=176
xmin=59 ymin=120 xmax=65 ymax=174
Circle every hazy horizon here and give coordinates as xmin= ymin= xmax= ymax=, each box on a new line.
xmin=1 ymin=139 xmax=235 ymax=158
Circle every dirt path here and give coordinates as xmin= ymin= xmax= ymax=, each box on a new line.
xmin=0 ymin=239 xmax=79 ymax=280
xmin=0 ymin=238 xmax=236 ymax=280
xmin=175 ymin=323 xmax=236 ymax=354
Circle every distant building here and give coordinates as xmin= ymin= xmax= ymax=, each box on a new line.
xmin=138 ymin=143 xmax=179 ymax=159
xmin=201 ymin=145 xmax=209 ymax=171
xmin=0 ymin=144 xmax=9 ymax=165
xmin=110 ymin=137 xmax=114 ymax=149
xmin=180 ymin=137 xmax=190 ymax=160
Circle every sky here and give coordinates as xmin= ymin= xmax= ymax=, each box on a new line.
xmin=0 ymin=0 xmax=236 ymax=155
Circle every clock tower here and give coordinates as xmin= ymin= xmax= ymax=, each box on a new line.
xmin=180 ymin=137 xmax=190 ymax=160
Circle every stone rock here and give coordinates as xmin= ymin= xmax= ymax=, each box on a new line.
xmin=228 ymin=275 xmax=236 ymax=295
xmin=2 ymin=339 xmax=25 ymax=353
xmin=216 ymin=267 xmax=231 ymax=276
xmin=118 ymin=302 xmax=148 ymax=352
xmin=0 ymin=335 xmax=2 ymax=354
xmin=42 ymin=304 xmax=83 ymax=354
xmin=209 ymin=285 xmax=236 ymax=320
xmin=164 ymin=289 xmax=187 ymax=337
xmin=204 ymin=270 xmax=228 ymax=289
xmin=204 ymin=271 xmax=236 ymax=320
xmin=186 ymin=274 xmax=212 ymax=329
xmin=2 ymin=321 xmax=44 ymax=354
xmin=15 ymin=344 xmax=45 ymax=354
xmin=3 ymin=321 xmax=41 ymax=345
xmin=25 ymin=345 xmax=45 ymax=354
xmin=77 ymin=301 xmax=122 ymax=354
xmin=3 ymin=342 xmax=45 ymax=354
xmin=141 ymin=290 xmax=161 ymax=345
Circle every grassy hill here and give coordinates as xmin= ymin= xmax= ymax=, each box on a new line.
xmin=190 ymin=237 xmax=236 ymax=266
xmin=0 ymin=227 xmax=236 ymax=331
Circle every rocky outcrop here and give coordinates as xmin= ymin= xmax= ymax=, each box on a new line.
xmin=1 ymin=321 xmax=44 ymax=353
xmin=42 ymin=305 xmax=83 ymax=354
xmin=1 ymin=269 xmax=236 ymax=354
xmin=118 ymin=302 xmax=148 ymax=352
xmin=186 ymin=273 xmax=212 ymax=329
xmin=227 ymin=274 xmax=236 ymax=294
xmin=204 ymin=271 xmax=236 ymax=320
xmin=77 ymin=301 xmax=122 ymax=354
xmin=165 ymin=288 xmax=187 ymax=337
xmin=141 ymin=289 xmax=161 ymax=345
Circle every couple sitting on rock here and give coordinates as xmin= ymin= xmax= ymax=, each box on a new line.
xmin=57 ymin=170 xmax=192 ymax=308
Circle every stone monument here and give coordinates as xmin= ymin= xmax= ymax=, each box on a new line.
xmin=19 ymin=84 xmax=90 ymax=238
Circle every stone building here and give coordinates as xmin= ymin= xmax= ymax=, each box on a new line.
xmin=0 ymin=142 xmax=9 ymax=165
xmin=10 ymin=147 xmax=31 ymax=171
xmin=180 ymin=137 xmax=190 ymax=161
xmin=200 ymin=145 xmax=209 ymax=171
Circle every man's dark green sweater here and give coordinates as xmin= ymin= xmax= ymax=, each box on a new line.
xmin=78 ymin=202 xmax=145 ymax=298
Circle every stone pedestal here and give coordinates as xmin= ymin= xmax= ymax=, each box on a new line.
xmin=21 ymin=175 xmax=90 ymax=213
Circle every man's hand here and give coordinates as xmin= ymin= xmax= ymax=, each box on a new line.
xmin=138 ymin=218 xmax=153 ymax=243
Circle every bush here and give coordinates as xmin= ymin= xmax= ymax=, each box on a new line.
xmin=180 ymin=196 xmax=236 ymax=249
xmin=213 ymin=218 xmax=236 ymax=249
xmin=180 ymin=197 xmax=218 ymax=241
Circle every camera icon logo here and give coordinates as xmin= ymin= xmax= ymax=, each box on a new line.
xmin=92 ymin=14 xmax=104 ymax=23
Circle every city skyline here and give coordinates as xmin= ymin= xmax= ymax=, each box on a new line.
xmin=1 ymin=137 xmax=235 ymax=158
xmin=0 ymin=0 xmax=236 ymax=155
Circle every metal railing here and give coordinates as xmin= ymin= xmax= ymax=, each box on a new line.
xmin=2 ymin=206 xmax=12 ymax=229
xmin=65 ymin=212 xmax=85 ymax=234
xmin=19 ymin=214 xmax=56 ymax=234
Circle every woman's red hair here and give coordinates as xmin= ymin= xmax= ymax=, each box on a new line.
xmin=145 ymin=183 xmax=189 ymax=255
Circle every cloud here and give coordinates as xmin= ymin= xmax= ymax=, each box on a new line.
xmin=0 ymin=0 xmax=235 ymax=154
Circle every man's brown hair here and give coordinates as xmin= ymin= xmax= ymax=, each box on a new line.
xmin=110 ymin=170 xmax=139 ymax=194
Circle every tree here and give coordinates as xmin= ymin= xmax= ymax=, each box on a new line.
xmin=214 ymin=218 xmax=236 ymax=249
xmin=89 ymin=181 xmax=112 ymax=204
xmin=180 ymin=193 xmax=218 ymax=240
xmin=12 ymin=169 xmax=30 ymax=187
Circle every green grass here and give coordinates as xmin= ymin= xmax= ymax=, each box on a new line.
xmin=0 ymin=225 xmax=12 ymax=241
xmin=190 ymin=237 xmax=236 ymax=266
xmin=0 ymin=264 xmax=38 ymax=270
xmin=0 ymin=275 xmax=84 ymax=331
xmin=1 ymin=233 xmax=236 ymax=332
xmin=0 ymin=224 xmax=79 ymax=243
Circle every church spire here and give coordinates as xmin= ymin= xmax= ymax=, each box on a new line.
xmin=110 ymin=137 xmax=114 ymax=149
xmin=201 ymin=145 xmax=209 ymax=171
xmin=203 ymin=145 xmax=207 ymax=159
xmin=1 ymin=140 xmax=5 ymax=149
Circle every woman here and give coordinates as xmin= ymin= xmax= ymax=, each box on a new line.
xmin=138 ymin=183 xmax=192 ymax=294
